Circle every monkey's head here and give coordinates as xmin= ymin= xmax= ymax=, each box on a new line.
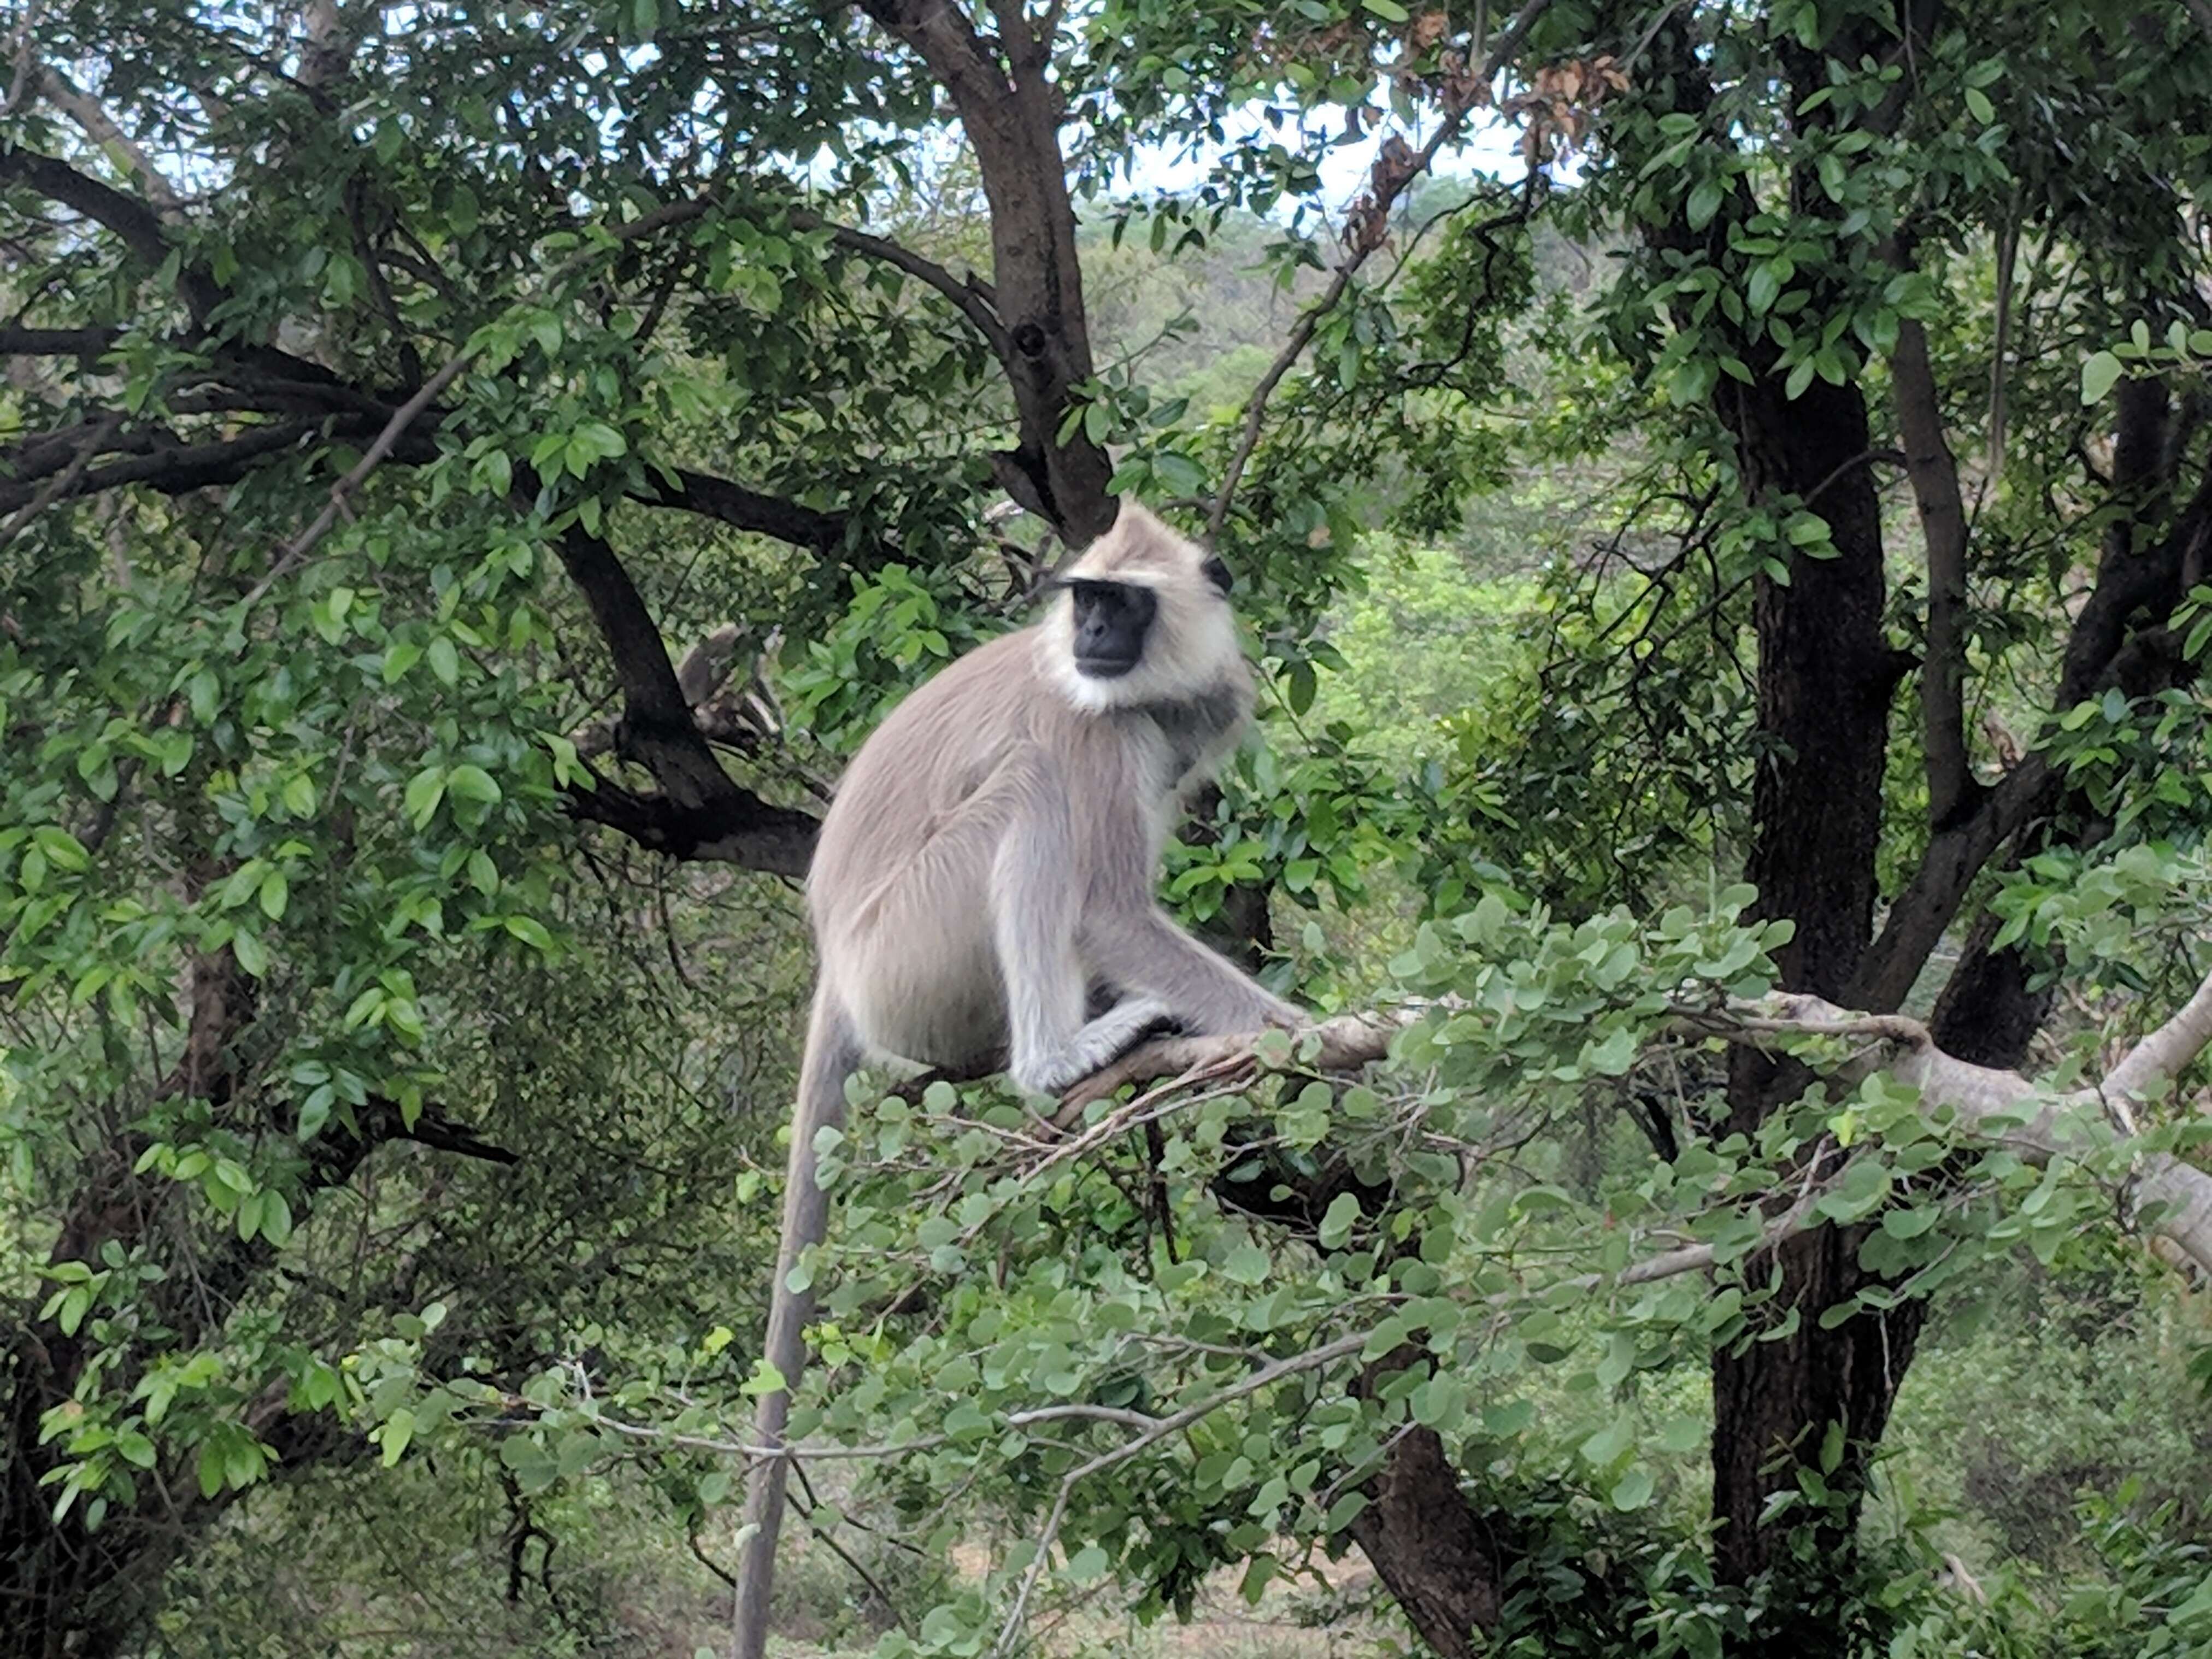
xmin=1041 ymin=501 xmax=1244 ymax=713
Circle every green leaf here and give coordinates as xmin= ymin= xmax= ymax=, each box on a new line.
xmin=1317 ymin=1192 xmax=1362 ymax=1249
xmin=1064 ymin=1544 xmax=1110 ymax=1583
xmin=380 ymin=1408 xmax=415 ymax=1467
xmin=1819 ymin=1418 xmax=1846 ymax=1474
xmin=231 ymin=928 xmax=269 ymax=979
xmin=1222 ymin=1241 xmax=1272 ymax=1284
xmin=1585 ymin=1025 xmax=1637 ymax=1076
xmin=383 ymin=640 xmax=424 ymax=684
xmin=404 ymin=767 xmax=448 ymax=828
xmin=445 ymin=764 xmax=501 ymax=805
xmin=1747 ymin=264 xmax=1781 ymax=315
xmin=2080 ymin=350 xmax=2125 ymax=404
xmin=740 ymin=1359 xmax=788 ymax=1398
xmin=1685 ymin=179 xmax=1723 ymax=231
xmin=1151 ymin=451 xmax=1208 ymax=496
xmin=503 ymin=915 xmax=554 ymax=953
xmin=33 ymin=826 xmax=90 ymax=872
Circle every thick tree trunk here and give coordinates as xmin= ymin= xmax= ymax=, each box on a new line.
xmin=1613 ymin=2 xmax=1949 ymax=1605
xmin=1708 ymin=364 xmax=1917 ymax=1606
xmin=858 ymin=0 xmax=1116 ymax=543
xmin=1346 ymin=1427 xmax=1503 ymax=1656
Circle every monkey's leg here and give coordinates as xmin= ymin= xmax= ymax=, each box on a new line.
xmin=731 ymin=986 xmax=863 ymax=1659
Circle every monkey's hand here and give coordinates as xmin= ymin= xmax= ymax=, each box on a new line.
xmin=1011 ymin=995 xmax=1180 ymax=1097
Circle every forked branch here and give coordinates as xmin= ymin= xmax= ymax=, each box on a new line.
xmin=1058 ymin=966 xmax=2212 ymax=1276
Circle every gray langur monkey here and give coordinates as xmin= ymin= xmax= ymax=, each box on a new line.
xmin=728 ymin=502 xmax=1305 ymax=1656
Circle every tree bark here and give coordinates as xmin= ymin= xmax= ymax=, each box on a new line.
xmin=1931 ymin=379 xmax=2206 ymax=1066
xmin=1708 ymin=363 xmax=1920 ymax=1602
xmin=1891 ymin=315 xmax=1974 ymax=828
xmin=1610 ymin=4 xmax=1929 ymax=1601
xmin=1346 ymin=1427 xmax=1503 ymax=1655
xmin=856 ymin=0 xmax=1116 ymax=542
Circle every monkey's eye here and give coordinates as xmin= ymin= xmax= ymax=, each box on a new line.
xmin=1201 ymin=555 xmax=1233 ymax=595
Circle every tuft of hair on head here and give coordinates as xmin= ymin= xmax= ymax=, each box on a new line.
xmin=1040 ymin=498 xmax=1246 ymax=713
xmin=1061 ymin=499 xmax=1192 ymax=584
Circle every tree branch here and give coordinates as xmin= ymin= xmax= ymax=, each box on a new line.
xmin=0 ymin=324 xmax=123 ymax=357
xmin=1204 ymin=0 xmax=1556 ymax=542
xmin=0 ymin=145 xmax=219 ymax=321
xmin=0 ymin=420 xmax=343 ymax=516
xmin=789 ymin=209 xmax=1009 ymax=358
xmin=991 ymin=1333 xmax=1372 ymax=1656
xmin=2105 ymin=967 xmax=2212 ymax=1103
xmin=361 ymin=1097 xmax=520 ymax=1164
xmin=855 ymin=0 xmax=1116 ymax=539
xmin=563 ymin=778 xmax=818 ymax=878
xmin=639 ymin=467 xmax=852 ymax=552
xmin=1046 ymin=975 xmax=2212 ymax=1283
xmin=0 ymin=413 xmax=121 ymax=548
xmin=1684 ymin=975 xmax=2212 ymax=1275
xmin=549 ymin=522 xmax=820 ymax=878
xmin=36 ymin=66 xmax=184 ymax=216
xmin=243 ymin=352 xmax=472 ymax=603
xmin=1851 ymin=450 xmax=2212 ymax=1019
xmin=1052 ymin=1011 xmax=1407 ymax=1119
xmin=1891 ymin=316 xmax=1974 ymax=826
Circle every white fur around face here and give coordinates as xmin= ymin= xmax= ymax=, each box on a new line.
xmin=1038 ymin=577 xmax=1243 ymax=714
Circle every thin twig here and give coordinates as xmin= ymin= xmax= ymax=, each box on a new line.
xmin=789 ymin=1466 xmax=918 ymax=1636
xmin=990 ymin=1332 xmax=1370 ymax=1656
xmin=246 ymin=352 xmax=469 ymax=598
xmin=790 ymin=208 xmax=1009 ymax=358
xmin=1204 ymin=0 xmax=1556 ymax=541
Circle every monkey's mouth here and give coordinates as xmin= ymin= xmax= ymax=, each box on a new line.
xmin=1074 ymin=652 xmax=1140 ymax=678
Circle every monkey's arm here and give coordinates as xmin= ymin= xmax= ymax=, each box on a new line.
xmin=1086 ymin=905 xmax=1304 ymax=1035
xmin=987 ymin=768 xmax=1185 ymax=1093
xmin=1078 ymin=791 xmax=1303 ymax=1036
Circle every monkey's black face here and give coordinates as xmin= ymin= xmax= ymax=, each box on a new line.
xmin=1069 ymin=579 xmax=1157 ymax=679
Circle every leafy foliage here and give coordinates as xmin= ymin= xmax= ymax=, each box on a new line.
xmin=7 ymin=0 xmax=2212 ymax=1653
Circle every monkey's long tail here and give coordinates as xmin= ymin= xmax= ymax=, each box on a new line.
xmin=731 ymin=986 xmax=860 ymax=1659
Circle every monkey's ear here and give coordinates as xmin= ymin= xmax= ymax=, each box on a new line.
xmin=1201 ymin=555 xmax=1233 ymax=595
